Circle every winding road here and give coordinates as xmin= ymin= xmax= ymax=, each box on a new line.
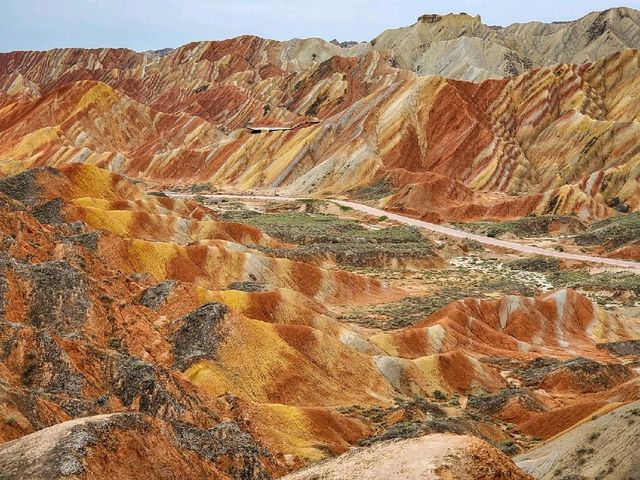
xmin=174 ymin=193 xmax=640 ymax=271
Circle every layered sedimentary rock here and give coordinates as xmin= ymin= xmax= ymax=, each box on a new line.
xmin=373 ymin=8 xmax=640 ymax=80
xmin=0 ymin=164 xmax=638 ymax=478
xmin=371 ymin=289 xmax=640 ymax=361
xmin=1 ymin=12 xmax=639 ymax=223
xmin=1 ymin=8 xmax=640 ymax=478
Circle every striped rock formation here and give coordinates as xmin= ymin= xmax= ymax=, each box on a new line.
xmin=1 ymin=165 xmax=639 ymax=477
xmin=372 ymin=8 xmax=640 ymax=80
xmin=1 ymin=8 xmax=640 ymax=479
xmin=0 ymin=9 xmax=639 ymax=224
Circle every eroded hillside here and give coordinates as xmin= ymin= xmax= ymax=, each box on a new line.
xmin=0 ymin=165 xmax=638 ymax=479
xmin=1 ymin=7 xmax=640 ymax=480
xmin=1 ymin=9 xmax=640 ymax=226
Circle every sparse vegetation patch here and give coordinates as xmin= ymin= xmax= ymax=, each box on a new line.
xmin=454 ymin=215 xmax=585 ymax=238
xmin=222 ymin=209 xmax=440 ymax=268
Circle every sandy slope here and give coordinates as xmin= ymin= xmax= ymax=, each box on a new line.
xmin=281 ymin=433 xmax=532 ymax=480
xmin=516 ymin=400 xmax=640 ymax=479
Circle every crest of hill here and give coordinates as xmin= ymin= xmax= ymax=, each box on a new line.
xmin=282 ymin=433 xmax=533 ymax=480
xmin=1 ymin=8 xmax=639 ymax=85
xmin=371 ymin=8 xmax=640 ymax=80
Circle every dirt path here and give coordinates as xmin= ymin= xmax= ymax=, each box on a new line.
xmin=174 ymin=194 xmax=640 ymax=271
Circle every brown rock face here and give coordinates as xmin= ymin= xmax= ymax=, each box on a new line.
xmin=418 ymin=14 xmax=443 ymax=24
xmin=282 ymin=433 xmax=532 ymax=480
xmin=0 ymin=413 xmax=279 ymax=480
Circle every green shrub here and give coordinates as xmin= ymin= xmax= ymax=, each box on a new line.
xmin=498 ymin=440 xmax=518 ymax=455
xmin=3 ymin=416 xmax=17 ymax=425
xmin=433 ymin=390 xmax=447 ymax=401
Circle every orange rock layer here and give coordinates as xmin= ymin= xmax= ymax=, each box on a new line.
xmin=1 ymin=165 xmax=638 ymax=478
xmin=1 ymin=41 xmax=639 ymax=222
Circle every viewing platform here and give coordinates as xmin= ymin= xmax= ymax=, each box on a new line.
xmin=245 ymin=119 xmax=320 ymax=133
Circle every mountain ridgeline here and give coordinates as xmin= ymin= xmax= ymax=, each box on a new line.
xmin=1 ymin=7 xmax=640 ymax=480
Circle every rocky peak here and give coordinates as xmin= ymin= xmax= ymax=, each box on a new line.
xmin=417 ymin=12 xmax=482 ymax=25
xmin=417 ymin=14 xmax=442 ymax=24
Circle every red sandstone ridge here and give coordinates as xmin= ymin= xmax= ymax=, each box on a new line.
xmin=1 ymin=8 xmax=640 ymax=479
xmin=398 ymin=289 xmax=639 ymax=359
xmin=1 ymin=27 xmax=639 ymax=222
